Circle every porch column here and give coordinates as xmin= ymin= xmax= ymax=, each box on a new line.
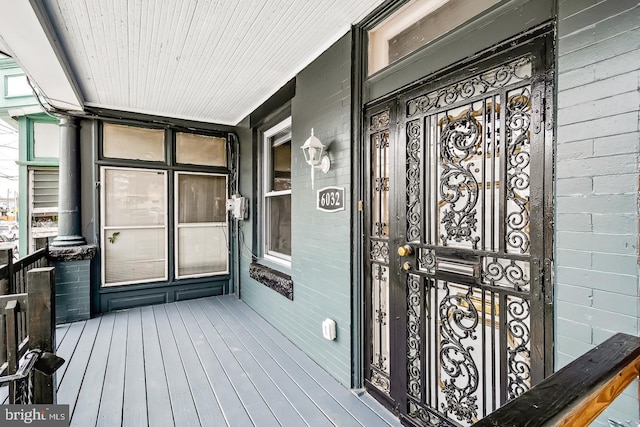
xmin=48 ymin=115 xmax=95 ymax=323
xmin=51 ymin=115 xmax=86 ymax=247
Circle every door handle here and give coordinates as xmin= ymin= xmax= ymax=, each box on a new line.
xmin=397 ymin=245 xmax=413 ymax=257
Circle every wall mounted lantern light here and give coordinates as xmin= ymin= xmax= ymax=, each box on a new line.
xmin=301 ymin=128 xmax=330 ymax=189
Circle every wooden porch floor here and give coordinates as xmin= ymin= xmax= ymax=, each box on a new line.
xmin=50 ymin=295 xmax=401 ymax=427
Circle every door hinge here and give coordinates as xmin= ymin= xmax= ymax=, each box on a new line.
xmin=543 ymin=258 xmax=553 ymax=304
xmin=534 ymin=257 xmax=553 ymax=302
xmin=533 ymin=258 xmax=543 ymax=300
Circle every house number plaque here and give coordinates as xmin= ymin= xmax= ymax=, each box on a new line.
xmin=317 ymin=186 xmax=345 ymax=212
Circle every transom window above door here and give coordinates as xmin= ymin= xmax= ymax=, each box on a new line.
xmin=367 ymin=0 xmax=500 ymax=75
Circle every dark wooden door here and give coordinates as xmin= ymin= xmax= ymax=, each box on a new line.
xmin=364 ymin=35 xmax=554 ymax=426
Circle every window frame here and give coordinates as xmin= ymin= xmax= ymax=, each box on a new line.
xmin=98 ymin=121 xmax=232 ymax=288
xmin=262 ymin=117 xmax=292 ymax=266
xmin=174 ymin=171 xmax=230 ymax=279
xmin=100 ymin=166 xmax=169 ymax=287
xmin=28 ymin=167 xmax=59 ymax=253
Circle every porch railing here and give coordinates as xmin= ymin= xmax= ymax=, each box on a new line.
xmin=474 ymin=332 xmax=640 ymax=426
xmin=0 ymin=248 xmax=59 ymax=404
xmin=0 ymin=248 xmax=49 ymax=366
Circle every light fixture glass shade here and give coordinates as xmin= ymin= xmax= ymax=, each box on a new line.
xmin=301 ymin=129 xmax=326 ymax=166
xmin=301 ymin=128 xmax=330 ymax=189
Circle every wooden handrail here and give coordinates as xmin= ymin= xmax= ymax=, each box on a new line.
xmin=474 ymin=333 xmax=640 ymax=427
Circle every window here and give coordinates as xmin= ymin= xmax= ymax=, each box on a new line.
xmin=102 ymin=167 xmax=168 ymax=286
xmin=103 ymin=123 xmax=165 ymax=162
xmin=263 ymin=118 xmax=291 ymax=264
xmin=176 ymin=133 xmax=226 ymax=167
xmin=5 ymin=74 xmax=31 ymax=97
xmin=175 ymin=172 xmax=228 ymax=278
xmin=100 ymin=122 xmax=230 ymax=287
xmin=368 ymin=0 xmax=499 ymax=75
xmin=29 ymin=168 xmax=59 ymax=252
xmin=33 ymin=122 xmax=59 ymax=158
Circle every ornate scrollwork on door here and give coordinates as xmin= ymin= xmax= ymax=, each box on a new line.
xmin=506 ymin=296 xmax=531 ymax=399
xmin=407 ymin=120 xmax=422 ymax=243
xmin=417 ymin=248 xmax=436 ymax=274
xmin=366 ymin=37 xmax=550 ymax=427
xmin=505 ymin=88 xmax=532 ymax=254
xmin=407 ymin=274 xmax=422 ymax=400
xmin=407 ymin=57 xmax=532 ymax=117
xmin=482 ymin=257 xmax=530 ymax=292
xmin=439 ymin=111 xmax=481 ymax=249
xmin=368 ymin=107 xmax=392 ymax=396
xmin=439 ymin=283 xmax=480 ymax=423
xmin=370 ymin=240 xmax=389 ymax=263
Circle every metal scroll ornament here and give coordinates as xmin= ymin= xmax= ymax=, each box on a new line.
xmin=407 ymin=57 xmax=531 ymax=117
xmin=439 ymin=110 xmax=481 ymax=249
xmin=407 ymin=275 xmax=422 ymax=400
xmin=506 ymin=88 xmax=532 ymax=254
xmin=507 ymin=297 xmax=531 ymax=399
xmin=407 ymin=120 xmax=421 ymax=242
xmin=439 ymin=284 xmax=479 ymax=423
xmin=370 ymin=240 xmax=389 ymax=263
xmin=372 ymin=108 xmax=390 ymax=130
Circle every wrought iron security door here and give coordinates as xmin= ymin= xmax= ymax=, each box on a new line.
xmin=364 ymin=37 xmax=553 ymax=426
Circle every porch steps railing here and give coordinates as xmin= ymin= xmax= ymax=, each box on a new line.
xmin=474 ymin=333 xmax=640 ymax=426
xmin=0 ymin=248 xmax=49 ymax=366
xmin=0 ymin=248 xmax=58 ymax=403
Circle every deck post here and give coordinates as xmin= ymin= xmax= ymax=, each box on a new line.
xmin=27 ymin=267 xmax=56 ymax=404
xmin=0 ymin=249 xmax=9 ymax=367
xmin=6 ymin=300 xmax=18 ymax=403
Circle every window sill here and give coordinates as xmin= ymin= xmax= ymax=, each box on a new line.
xmin=249 ymin=262 xmax=293 ymax=300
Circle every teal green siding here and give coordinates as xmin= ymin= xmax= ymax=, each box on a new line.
xmin=0 ymin=58 xmax=36 ymax=112
xmin=555 ymin=1 xmax=640 ymax=425
xmin=16 ymin=114 xmax=59 ymax=257
xmin=239 ymin=33 xmax=353 ymax=386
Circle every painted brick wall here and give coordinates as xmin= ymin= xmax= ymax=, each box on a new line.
xmin=54 ymin=260 xmax=91 ymax=324
xmin=239 ymin=33 xmax=353 ymax=386
xmin=555 ymin=1 xmax=640 ymax=424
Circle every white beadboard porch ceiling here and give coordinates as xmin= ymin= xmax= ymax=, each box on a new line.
xmin=9 ymin=0 xmax=387 ymax=126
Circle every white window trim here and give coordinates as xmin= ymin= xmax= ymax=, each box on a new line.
xmin=174 ymin=171 xmax=230 ymax=279
xmin=100 ymin=166 xmax=169 ymax=287
xmin=28 ymin=168 xmax=59 ymax=253
xmin=263 ymin=117 xmax=292 ymax=266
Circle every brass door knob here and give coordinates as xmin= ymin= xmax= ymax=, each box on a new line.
xmin=397 ymin=245 xmax=413 ymax=257
xmin=402 ymin=261 xmax=412 ymax=271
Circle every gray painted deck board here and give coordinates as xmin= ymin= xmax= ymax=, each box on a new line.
xmin=189 ymin=299 xmax=280 ymax=427
xmin=217 ymin=297 xmax=367 ymax=426
xmin=97 ymin=311 xmax=128 ymax=427
xmin=164 ymin=303 xmax=227 ymax=426
xmin=57 ymin=317 xmax=101 ymax=413
xmin=50 ymin=295 xmax=400 ymax=426
xmin=55 ymin=323 xmax=71 ymax=347
xmin=140 ymin=306 xmax=174 ymax=427
xmin=122 ymin=309 xmax=148 ymax=427
xmin=208 ymin=298 xmax=336 ymax=427
xmin=153 ymin=305 xmax=200 ymax=426
xmin=202 ymin=298 xmax=308 ymax=426
xmin=220 ymin=296 xmax=401 ymax=427
xmin=55 ymin=320 xmax=87 ymax=387
xmin=175 ymin=300 xmax=253 ymax=426
xmin=71 ymin=313 xmax=115 ymax=426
